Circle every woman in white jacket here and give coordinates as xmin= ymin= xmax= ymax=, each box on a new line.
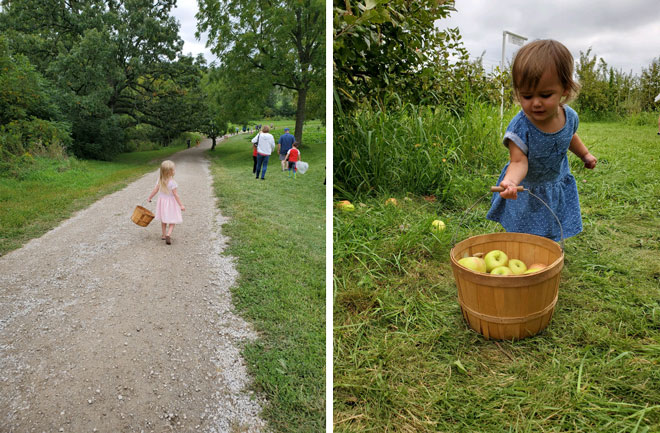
xmin=252 ymin=125 xmax=276 ymax=180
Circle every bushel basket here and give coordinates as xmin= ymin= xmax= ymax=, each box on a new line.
xmin=131 ymin=205 xmax=155 ymax=227
xmin=449 ymin=186 xmax=564 ymax=340
xmin=450 ymin=232 xmax=563 ymax=340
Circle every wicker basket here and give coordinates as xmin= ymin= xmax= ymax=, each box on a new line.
xmin=449 ymin=232 xmax=564 ymax=340
xmin=131 ymin=205 xmax=155 ymax=227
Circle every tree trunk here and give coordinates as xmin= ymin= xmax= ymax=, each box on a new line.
xmin=211 ymin=137 xmax=217 ymax=150
xmin=294 ymin=86 xmax=308 ymax=145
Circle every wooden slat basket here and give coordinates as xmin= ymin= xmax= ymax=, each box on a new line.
xmin=131 ymin=205 xmax=155 ymax=227
xmin=449 ymin=232 xmax=564 ymax=340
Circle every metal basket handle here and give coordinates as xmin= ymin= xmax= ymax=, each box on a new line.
xmin=450 ymin=186 xmax=564 ymax=251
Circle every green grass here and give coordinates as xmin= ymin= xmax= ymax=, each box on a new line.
xmin=333 ymin=120 xmax=660 ymax=432
xmin=0 ymin=144 xmax=187 ymax=255
xmin=207 ymin=121 xmax=326 ymax=432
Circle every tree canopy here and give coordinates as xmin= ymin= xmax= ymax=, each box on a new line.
xmin=197 ymin=0 xmax=325 ymax=143
xmin=1 ymin=0 xmax=207 ymax=160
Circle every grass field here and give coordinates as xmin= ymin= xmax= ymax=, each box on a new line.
xmin=0 ymin=143 xmax=189 ymax=255
xmin=333 ymin=120 xmax=660 ymax=432
xmin=207 ymin=121 xmax=326 ymax=432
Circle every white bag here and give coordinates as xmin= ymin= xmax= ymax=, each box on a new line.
xmin=296 ymin=161 xmax=309 ymax=174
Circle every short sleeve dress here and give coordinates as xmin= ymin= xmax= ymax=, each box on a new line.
xmin=486 ymin=105 xmax=582 ymax=242
xmin=155 ymin=179 xmax=183 ymax=224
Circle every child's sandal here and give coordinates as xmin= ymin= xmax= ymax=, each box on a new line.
xmin=165 ymin=236 xmax=171 ymax=245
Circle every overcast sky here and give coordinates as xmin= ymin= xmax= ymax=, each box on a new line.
xmin=439 ymin=0 xmax=660 ymax=76
xmin=171 ymin=0 xmax=218 ymax=64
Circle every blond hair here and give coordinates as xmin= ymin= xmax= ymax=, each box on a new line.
xmin=158 ymin=160 xmax=175 ymax=193
xmin=511 ymin=39 xmax=580 ymax=103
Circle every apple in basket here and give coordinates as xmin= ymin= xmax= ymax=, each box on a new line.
xmin=490 ymin=266 xmax=514 ymax=275
xmin=457 ymin=257 xmax=487 ymax=273
xmin=484 ymin=250 xmax=508 ymax=272
xmin=508 ymin=259 xmax=527 ymax=275
xmin=524 ymin=263 xmax=547 ymax=274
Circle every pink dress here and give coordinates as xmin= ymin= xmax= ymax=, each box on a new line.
xmin=155 ymin=179 xmax=182 ymax=224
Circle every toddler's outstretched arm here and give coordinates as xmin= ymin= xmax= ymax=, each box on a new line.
xmin=499 ymin=141 xmax=528 ymax=200
xmin=569 ymin=133 xmax=597 ymax=169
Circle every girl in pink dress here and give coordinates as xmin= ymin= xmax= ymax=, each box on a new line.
xmin=147 ymin=160 xmax=185 ymax=244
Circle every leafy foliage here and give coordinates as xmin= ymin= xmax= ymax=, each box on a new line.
xmin=334 ymin=0 xmax=472 ymax=110
xmin=0 ymin=37 xmax=71 ymax=165
xmin=1 ymin=0 xmax=207 ymax=160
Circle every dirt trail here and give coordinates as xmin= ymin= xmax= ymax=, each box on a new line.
xmin=0 ymin=139 xmax=266 ymax=432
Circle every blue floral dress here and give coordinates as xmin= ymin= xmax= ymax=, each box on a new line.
xmin=486 ymin=105 xmax=582 ymax=242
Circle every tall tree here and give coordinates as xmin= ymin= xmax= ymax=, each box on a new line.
xmin=1 ymin=0 xmax=204 ymax=159
xmin=196 ymin=0 xmax=325 ymax=144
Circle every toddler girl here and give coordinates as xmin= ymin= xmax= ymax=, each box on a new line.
xmin=487 ymin=39 xmax=597 ymax=242
xmin=148 ymin=160 xmax=185 ymax=245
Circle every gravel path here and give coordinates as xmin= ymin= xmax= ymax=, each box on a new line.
xmin=0 ymin=139 xmax=267 ymax=432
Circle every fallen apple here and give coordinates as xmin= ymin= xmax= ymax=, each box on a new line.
xmin=431 ymin=220 xmax=446 ymax=233
xmin=508 ymin=259 xmax=527 ymax=275
xmin=337 ymin=200 xmax=355 ymax=212
xmin=490 ymin=265 xmax=513 ymax=275
xmin=385 ymin=198 xmax=398 ymax=206
xmin=523 ymin=263 xmax=546 ymax=274
xmin=484 ymin=249 xmax=508 ymax=272
xmin=457 ymin=256 xmax=487 ymax=273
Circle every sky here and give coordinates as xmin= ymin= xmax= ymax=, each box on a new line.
xmin=171 ymin=0 xmax=218 ymax=64
xmin=439 ymin=0 xmax=660 ymax=76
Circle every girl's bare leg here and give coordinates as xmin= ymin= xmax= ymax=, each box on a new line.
xmin=166 ymin=224 xmax=175 ymax=236
xmin=161 ymin=222 xmax=167 ymax=239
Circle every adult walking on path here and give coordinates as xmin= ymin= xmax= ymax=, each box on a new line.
xmin=0 ymin=139 xmax=266 ymax=432
xmin=277 ymin=127 xmax=296 ymax=171
xmin=251 ymin=125 xmax=276 ymax=180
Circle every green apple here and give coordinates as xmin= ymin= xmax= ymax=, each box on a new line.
xmin=457 ymin=257 xmax=487 ymax=273
xmin=431 ymin=220 xmax=446 ymax=233
xmin=337 ymin=200 xmax=355 ymax=212
xmin=490 ymin=265 xmax=513 ymax=275
xmin=523 ymin=263 xmax=546 ymax=274
xmin=508 ymin=259 xmax=527 ymax=275
xmin=484 ymin=249 xmax=508 ymax=272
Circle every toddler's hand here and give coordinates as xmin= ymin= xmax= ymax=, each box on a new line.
xmin=498 ymin=180 xmax=519 ymax=200
xmin=582 ymin=152 xmax=597 ymax=169
xmin=180 ymin=205 xmax=186 ymax=211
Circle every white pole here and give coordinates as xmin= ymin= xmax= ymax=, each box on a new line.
xmin=500 ymin=31 xmax=528 ymax=133
xmin=500 ymin=32 xmax=506 ymax=133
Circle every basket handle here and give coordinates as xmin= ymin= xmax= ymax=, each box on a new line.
xmin=490 ymin=186 xmax=524 ymax=192
xmin=450 ymin=186 xmax=564 ymax=251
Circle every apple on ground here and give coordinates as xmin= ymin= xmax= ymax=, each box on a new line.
xmin=457 ymin=257 xmax=487 ymax=273
xmin=337 ymin=200 xmax=355 ymax=212
xmin=508 ymin=259 xmax=527 ymax=275
xmin=385 ymin=198 xmax=398 ymax=206
xmin=484 ymin=249 xmax=508 ymax=272
xmin=490 ymin=266 xmax=513 ymax=275
xmin=523 ymin=263 xmax=547 ymax=274
xmin=431 ymin=220 xmax=446 ymax=233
